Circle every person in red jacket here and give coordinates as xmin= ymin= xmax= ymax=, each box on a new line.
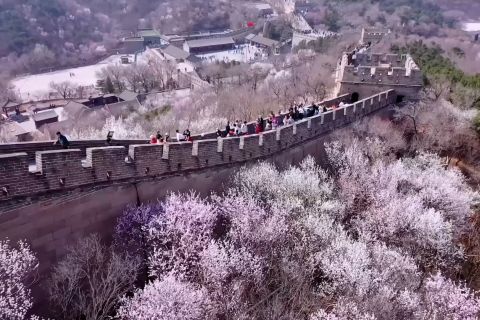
xmin=149 ymin=135 xmax=158 ymax=144
xmin=255 ymin=121 xmax=262 ymax=134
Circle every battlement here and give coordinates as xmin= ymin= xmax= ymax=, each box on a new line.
xmin=0 ymin=91 xmax=397 ymax=204
xmin=335 ymin=51 xmax=422 ymax=100
xmin=361 ymin=53 xmax=405 ymax=67
xmin=360 ymin=28 xmax=389 ymax=45
xmin=341 ymin=65 xmax=423 ymax=86
xmin=347 ymin=52 xmax=419 ymax=70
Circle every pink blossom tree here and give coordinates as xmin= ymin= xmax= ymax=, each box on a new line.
xmin=115 ymin=203 xmax=162 ymax=257
xmin=116 ymin=143 xmax=479 ymax=319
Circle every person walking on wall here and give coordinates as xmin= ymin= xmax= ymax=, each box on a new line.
xmin=241 ymin=121 xmax=248 ymax=135
xmin=149 ymin=135 xmax=158 ymax=144
xmin=265 ymin=119 xmax=272 ymax=131
xmin=234 ymin=122 xmax=241 ymax=135
xmin=255 ymin=121 xmax=262 ymax=134
xmin=272 ymin=114 xmax=278 ymax=129
xmin=183 ymin=129 xmax=191 ymax=141
xmin=54 ymin=132 xmax=70 ymax=149
xmin=176 ymin=130 xmax=185 ymax=142
xmin=225 ymin=121 xmax=231 ymax=137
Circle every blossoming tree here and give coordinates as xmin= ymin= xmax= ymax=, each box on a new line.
xmin=115 ymin=142 xmax=479 ymax=319
xmin=0 ymin=240 xmax=38 ymax=320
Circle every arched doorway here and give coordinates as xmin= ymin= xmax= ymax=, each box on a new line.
xmin=351 ymin=92 xmax=359 ymax=103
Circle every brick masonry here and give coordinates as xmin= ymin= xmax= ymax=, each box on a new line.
xmin=0 ymin=91 xmax=396 ymax=206
xmin=335 ymin=52 xmax=423 ymax=100
xmin=0 ymin=90 xmax=398 ymax=314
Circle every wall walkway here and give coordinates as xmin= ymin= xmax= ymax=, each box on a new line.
xmin=0 ymin=89 xmax=396 ymax=276
xmin=0 ymin=91 xmax=395 ymax=208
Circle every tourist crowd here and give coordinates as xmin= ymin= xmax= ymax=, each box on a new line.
xmin=148 ymin=101 xmax=348 ymax=144
xmin=50 ymin=101 xmax=349 ymax=148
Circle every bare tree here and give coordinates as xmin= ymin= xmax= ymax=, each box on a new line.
xmin=0 ymin=77 xmax=18 ymax=104
xmin=48 ymin=234 xmax=141 ymax=320
xmin=202 ymin=64 xmax=227 ymax=94
xmin=270 ymin=79 xmax=284 ymax=106
xmin=428 ymin=74 xmax=451 ymax=101
xmin=163 ymin=61 xmax=177 ymax=90
xmin=218 ymin=85 xmax=251 ymax=121
xmin=97 ymin=65 xmax=126 ymax=92
xmin=19 ymin=44 xmax=56 ymax=73
xmin=49 ymin=81 xmax=75 ymax=99
xmin=246 ymin=65 xmax=270 ymax=92
xmin=299 ymin=68 xmax=330 ymax=102
xmin=394 ymin=101 xmax=424 ymax=135
xmin=123 ymin=65 xmax=141 ymax=93
xmin=136 ymin=64 xmax=157 ymax=93
xmin=75 ymin=86 xmax=88 ymax=99
xmin=148 ymin=56 xmax=167 ymax=90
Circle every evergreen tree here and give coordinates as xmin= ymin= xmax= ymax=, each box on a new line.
xmin=105 ymin=76 xmax=115 ymax=94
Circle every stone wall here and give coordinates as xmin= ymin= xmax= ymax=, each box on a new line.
xmin=341 ymin=66 xmax=423 ymax=84
xmin=0 ymin=90 xmax=396 ymax=279
xmin=354 ymin=53 xmax=406 ymax=67
xmin=0 ymin=94 xmax=351 ymax=161
xmin=0 ymin=92 xmax=390 ymax=207
xmin=360 ymin=28 xmax=388 ymax=45
xmin=335 ymin=52 xmax=423 ymax=100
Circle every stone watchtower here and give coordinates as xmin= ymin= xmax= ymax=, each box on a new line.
xmin=334 ymin=51 xmax=423 ymax=102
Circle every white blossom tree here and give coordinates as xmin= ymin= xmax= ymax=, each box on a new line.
xmin=0 ymin=240 xmax=38 ymax=320
xmin=117 ymin=273 xmax=211 ymax=320
xmin=116 ymin=143 xmax=479 ymax=320
xmin=422 ymin=272 xmax=480 ymax=320
xmin=326 ymin=140 xmax=477 ymax=270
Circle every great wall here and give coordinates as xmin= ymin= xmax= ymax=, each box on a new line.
xmin=0 ymin=47 xmax=425 ymax=281
xmin=335 ymin=52 xmax=423 ymax=100
xmin=0 ymin=89 xmax=398 ymax=273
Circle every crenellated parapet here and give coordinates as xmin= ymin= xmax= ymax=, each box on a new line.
xmin=0 ymin=91 xmax=397 ymax=205
xmin=335 ymin=51 xmax=423 ymax=100
xmin=353 ymin=53 xmax=407 ymax=67
xmin=360 ymin=28 xmax=389 ymax=45
xmin=341 ymin=65 xmax=423 ymax=86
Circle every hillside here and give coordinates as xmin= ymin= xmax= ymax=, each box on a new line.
xmin=436 ymin=0 xmax=480 ymax=20
xmin=0 ymin=0 xmax=240 ymax=74
xmin=0 ymin=0 xmax=466 ymax=76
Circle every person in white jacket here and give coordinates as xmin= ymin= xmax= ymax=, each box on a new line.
xmin=175 ymin=129 xmax=185 ymax=141
xmin=240 ymin=121 xmax=248 ymax=135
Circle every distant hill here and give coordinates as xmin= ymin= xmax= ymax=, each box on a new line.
xmin=436 ymin=0 xmax=480 ymax=20
xmin=0 ymin=0 xmax=235 ymax=62
xmin=0 ymin=0 xmax=459 ymax=75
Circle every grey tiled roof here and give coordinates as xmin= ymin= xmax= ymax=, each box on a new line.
xmin=138 ymin=29 xmax=161 ymax=37
xmin=186 ymin=37 xmax=235 ymax=48
xmin=160 ymin=45 xmax=190 ymax=60
xmin=118 ymin=90 xmax=139 ymax=102
xmin=32 ymin=109 xmax=58 ymax=122
xmin=247 ymin=34 xmax=279 ymax=47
